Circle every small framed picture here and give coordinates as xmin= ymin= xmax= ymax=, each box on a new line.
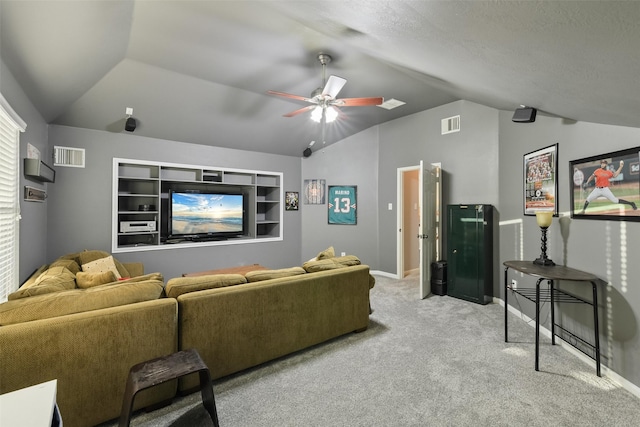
xmin=303 ymin=179 xmax=326 ymax=204
xmin=328 ymin=185 xmax=357 ymax=225
xmin=285 ymin=191 xmax=299 ymax=211
xmin=523 ymin=143 xmax=558 ymax=216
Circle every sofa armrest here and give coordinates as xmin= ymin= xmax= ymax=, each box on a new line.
xmin=122 ymin=262 xmax=144 ymax=277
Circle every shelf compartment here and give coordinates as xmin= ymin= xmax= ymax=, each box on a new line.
xmin=161 ymin=167 xmax=202 ymax=182
xmin=257 ymin=222 xmax=279 ymax=237
xmin=117 ymin=233 xmax=159 ymax=247
xmin=257 ymin=201 xmax=280 ymax=222
xmin=257 ymin=186 xmax=280 ymax=202
xmin=256 ymin=174 xmax=280 ymax=186
xmin=118 ymin=179 xmax=159 ymax=195
xmin=202 ymin=170 xmax=223 ymax=182
xmin=118 ymin=195 xmax=159 ymax=212
xmin=119 ymin=163 xmax=159 ymax=179
xmin=223 ymin=172 xmax=254 ymax=185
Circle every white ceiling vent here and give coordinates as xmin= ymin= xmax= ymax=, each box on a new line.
xmin=441 ymin=115 xmax=461 ymax=135
xmin=53 ymin=146 xmax=85 ymax=168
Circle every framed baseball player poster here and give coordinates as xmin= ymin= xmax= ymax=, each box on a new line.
xmin=524 ymin=143 xmax=558 ymax=216
xmin=570 ymin=146 xmax=640 ymax=221
xmin=328 ymin=185 xmax=357 ymax=225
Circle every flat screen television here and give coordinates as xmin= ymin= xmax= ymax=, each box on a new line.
xmin=168 ymin=190 xmax=245 ymax=239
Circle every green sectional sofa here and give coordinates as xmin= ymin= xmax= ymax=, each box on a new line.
xmin=0 ymin=250 xmax=374 ymax=426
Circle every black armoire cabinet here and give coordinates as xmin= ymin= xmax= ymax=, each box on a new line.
xmin=446 ymin=204 xmax=494 ymax=305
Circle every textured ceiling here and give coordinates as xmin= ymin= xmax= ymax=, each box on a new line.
xmin=2 ymin=1 xmax=640 ymax=157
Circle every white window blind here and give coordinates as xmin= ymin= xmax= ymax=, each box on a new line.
xmin=0 ymin=94 xmax=26 ymax=302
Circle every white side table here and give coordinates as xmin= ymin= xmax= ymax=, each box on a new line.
xmin=0 ymin=379 xmax=61 ymax=426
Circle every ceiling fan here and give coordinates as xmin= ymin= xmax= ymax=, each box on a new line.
xmin=267 ymin=53 xmax=384 ymax=125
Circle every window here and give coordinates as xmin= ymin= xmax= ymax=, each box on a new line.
xmin=0 ymin=94 xmax=26 ymax=302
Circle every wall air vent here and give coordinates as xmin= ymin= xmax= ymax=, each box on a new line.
xmin=53 ymin=146 xmax=85 ymax=167
xmin=441 ymin=115 xmax=461 ymax=135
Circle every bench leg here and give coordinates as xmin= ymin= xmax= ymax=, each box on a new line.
xmin=199 ymin=369 xmax=220 ymax=427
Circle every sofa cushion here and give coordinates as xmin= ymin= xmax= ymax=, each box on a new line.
xmin=245 ymin=267 xmax=306 ymax=283
xmin=76 ymin=271 xmax=118 ymax=289
xmin=49 ymin=258 xmax=81 ymax=275
xmin=118 ymin=272 xmax=164 ymax=284
xmin=19 ymin=264 xmax=50 ymax=289
xmin=81 ymin=255 xmax=122 ymax=279
xmin=316 ymin=246 xmax=335 ymax=260
xmin=8 ymin=266 xmax=77 ymax=300
xmin=165 ymin=274 xmax=247 ymax=299
xmin=333 ymin=255 xmax=362 ymax=266
xmin=77 ymin=250 xmax=130 ymax=278
xmin=0 ymin=278 xmax=164 ymax=326
xmin=302 ymin=258 xmax=348 ymax=273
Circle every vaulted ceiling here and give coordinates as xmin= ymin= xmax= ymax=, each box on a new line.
xmin=2 ymin=1 xmax=640 ymax=157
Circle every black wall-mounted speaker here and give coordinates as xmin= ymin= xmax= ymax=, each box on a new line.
xmin=512 ymin=107 xmax=537 ymax=123
xmin=303 ymin=147 xmax=312 ymax=158
xmin=125 ymin=117 xmax=137 ymax=132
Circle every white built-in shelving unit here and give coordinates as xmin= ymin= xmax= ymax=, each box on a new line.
xmin=112 ymin=158 xmax=282 ymax=253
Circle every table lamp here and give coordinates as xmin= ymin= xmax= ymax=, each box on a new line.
xmin=533 ymin=211 xmax=555 ymax=266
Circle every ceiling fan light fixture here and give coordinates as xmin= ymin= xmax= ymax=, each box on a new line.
xmin=310 ymin=106 xmax=323 ymax=123
xmin=325 ymin=106 xmax=338 ymax=123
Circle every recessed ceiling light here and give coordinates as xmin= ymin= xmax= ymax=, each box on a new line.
xmin=377 ymin=98 xmax=406 ymax=110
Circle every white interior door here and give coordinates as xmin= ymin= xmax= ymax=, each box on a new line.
xmin=418 ymin=161 xmax=441 ymax=299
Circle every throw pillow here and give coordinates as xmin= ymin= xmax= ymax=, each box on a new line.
xmin=316 ymin=246 xmax=335 ymax=260
xmin=245 ymin=267 xmax=306 ymax=282
xmin=81 ymin=255 xmax=122 ymax=279
xmin=77 ymin=250 xmax=130 ymax=278
xmin=8 ymin=266 xmax=77 ymax=300
xmin=76 ymin=271 xmax=117 ymax=289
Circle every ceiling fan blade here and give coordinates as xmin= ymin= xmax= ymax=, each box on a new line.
xmin=283 ymin=105 xmax=317 ymax=117
xmin=323 ymin=75 xmax=347 ymax=98
xmin=267 ymin=90 xmax=312 ymax=103
xmin=333 ymin=97 xmax=384 ymax=107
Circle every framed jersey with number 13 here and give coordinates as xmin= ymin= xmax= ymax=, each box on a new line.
xmin=328 ymin=185 xmax=357 ymax=225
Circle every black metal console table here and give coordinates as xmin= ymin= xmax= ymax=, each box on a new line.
xmin=503 ymin=260 xmax=604 ymax=377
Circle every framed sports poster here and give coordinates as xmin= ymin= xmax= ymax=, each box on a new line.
xmin=570 ymin=146 xmax=640 ymax=221
xmin=285 ymin=191 xmax=299 ymax=211
xmin=328 ymin=185 xmax=357 ymax=225
xmin=524 ymin=143 xmax=558 ymax=216
xmin=303 ymin=179 xmax=325 ymax=204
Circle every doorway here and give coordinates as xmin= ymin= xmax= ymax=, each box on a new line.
xmin=397 ymin=167 xmax=420 ymax=278
xmin=396 ymin=163 xmax=442 ymax=296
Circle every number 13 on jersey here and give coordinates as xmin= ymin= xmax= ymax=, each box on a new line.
xmin=328 ymin=185 xmax=357 ymax=225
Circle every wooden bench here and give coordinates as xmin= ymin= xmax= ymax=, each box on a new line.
xmin=119 ymin=349 xmax=219 ymax=427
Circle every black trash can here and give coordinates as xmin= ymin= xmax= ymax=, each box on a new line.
xmin=430 ymin=261 xmax=447 ymax=296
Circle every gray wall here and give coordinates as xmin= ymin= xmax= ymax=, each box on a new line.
xmin=1 ymin=58 xmax=50 ymax=283
xmin=46 ymin=125 xmax=302 ymax=279
xmin=498 ymin=112 xmax=640 ymax=387
xmin=376 ymin=100 xmax=500 ymax=273
xmin=300 ymin=126 xmax=380 ymax=266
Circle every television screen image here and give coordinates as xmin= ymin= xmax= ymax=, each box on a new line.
xmin=570 ymin=146 xmax=640 ymax=222
xmin=170 ymin=191 xmax=244 ymax=237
